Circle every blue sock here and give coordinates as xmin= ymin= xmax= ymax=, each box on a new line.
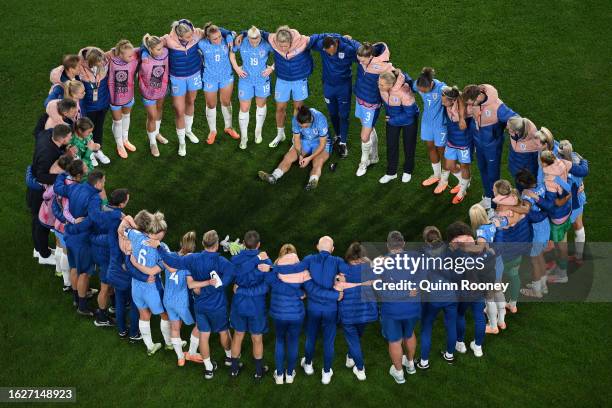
xmin=231 ymin=357 xmax=240 ymax=373
xmin=254 ymin=358 xmax=263 ymax=376
xmin=78 ymin=297 xmax=87 ymax=311
xmin=72 ymin=290 xmax=78 ymax=305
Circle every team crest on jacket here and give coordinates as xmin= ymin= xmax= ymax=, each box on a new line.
xmin=338 ymin=52 xmax=345 ymax=59
xmin=392 ymin=96 xmax=399 ymax=103
xmin=259 ymin=50 xmax=266 ymax=57
xmin=485 ymin=110 xmax=491 ymax=117
xmin=520 ymin=143 xmax=527 ymax=151
xmin=432 ymin=93 xmax=438 ymax=100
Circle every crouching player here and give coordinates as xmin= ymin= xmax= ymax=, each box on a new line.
xmin=155 ymin=230 xmax=235 ymax=380
xmin=161 ymin=231 xmax=202 ymax=366
xmin=258 ymin=105 xmax=331 ymax=190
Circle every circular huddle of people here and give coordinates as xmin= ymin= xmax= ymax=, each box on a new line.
xmin=27 ymin=18 xmax=589 ymax=385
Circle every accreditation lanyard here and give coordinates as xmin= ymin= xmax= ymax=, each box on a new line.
xmin=90 ymin=68 xmax=100 ymax=102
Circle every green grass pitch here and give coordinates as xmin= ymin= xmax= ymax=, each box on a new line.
xmin=1 ymin=0 xmax=611 ymax=406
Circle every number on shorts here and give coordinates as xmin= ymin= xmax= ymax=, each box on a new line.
xmin=365 ymin=111 xmax=371 ymax=122
xmin=138 ymin=249 xmax=146 ymax=265
xmin=461 ymin=149 xmax=469 ymax=159
xmin=263 ymin=83 xmax=270 ymax=93
xmin=169 ymin=272 xmax=179 ymax=285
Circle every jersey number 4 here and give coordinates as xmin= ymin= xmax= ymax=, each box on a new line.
xmin=169 ymin=272 xmax=179 ymax=285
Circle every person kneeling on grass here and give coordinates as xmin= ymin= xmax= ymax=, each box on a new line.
xmin=258 ymin=105 xmax=331 ymax=190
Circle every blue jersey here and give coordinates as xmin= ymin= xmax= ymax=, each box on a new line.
xmin=291 ymin=108 xmax=329 ymax=142
xmin=414 ymin=79 xmax=446 ymax=132
xmin=476 ymin=223 xmax=497 ymax=243
xmin=125 ymin=229 xmax=160 ymax=268
xmin=236 ymin=40 xmax=272 ymax=85
xmin=198 ymin=37 xmax=233 ymax=81
xmin=164 ymin=268 xmax=191 ymax=309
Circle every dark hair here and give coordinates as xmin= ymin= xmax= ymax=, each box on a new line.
xmin=515 ymin=169 xmax=537 ymax=189
xmin=87 ymin=169 xmax=105 ymax=186
xmin=203 ymin=22 xmax=219 ymax=37
xmin=109 ymin=188 xmax=129 ymax=206
xmin=57 ymin=154 xmax=73 ymax=170
xmin=423 ymin=226 xmax=442 ymax=245
xmin=416 ymin=67 xmax=435 ymax=89
xmin=75 ymin=117 xmax=94 ymax=133
xmin=322 ymin=36 xmax=337 ymax=50
xmin=243 ymin=230 xmax=260 ymax=249
xmin=462 ymin=84 xmax=481 ymax=102
xmin=356 ymin=42 xmax=374 ymax=58
xmin=62 ymin=54 xmax=80 ymax=70
xmin=345 ymin=242 xmax=367 ymax=262
xmin=386 ymin=230 xmax=404 ymax=251
xmin=296 ymin=106 xmax=313 ymax=124
xmin=446 ymin=221 xmax=473 ymax=242
xmin=57 ymin=98 xmax=77 ymax=114
xmin=442 ymin=85 xmax=461 ymax=100
xmin=51 ymin=124 xmax=72 ymax=141
xmin=67 ymin=159 xmax=85 ymax=178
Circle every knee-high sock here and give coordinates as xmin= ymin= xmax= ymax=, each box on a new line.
xmin=189 ymin=334 xmax=199 ymax=355
xmin=185 ymin=114 xmax=194 ymax=134
xmin=160 ymin=319 xmax=172 ymax=345
xmin=155 ymin=119 xmax=162 ymax=135
xmin=494 ymin=291 xmax=506 ymax=324
xmin=369 ymin=128 xmax=379 ymax=161
xmin=485 ymin=301 xmax=498 ymax=328
xmin=121 ymin=113 xmax=131 ymax=140
xmin=176 ymin=128 xmax=186 ymax=145
xmin=575 ymin=227 xmax=585 ymax=259
xmin=238 ymin=111 xmax=249 ymax=140
xmin=171 ymin=337 xmax=185 ymax=359
xmin=139 ymin=320 xmax=154 ymax=349
xmin=206 ymin=107 xmax=217 ymax=133
xmin=255 ymin=105 xmax=267 ymax=138
xmin=112 ymin=120 xmax=123 ymax=146
xmin=432 ymin=161 xmax=442 ymax=178
xmin=360 ymin=139 xmax=372 ymax=163
xmin=221 ymin=105 xmax=233 ymax=129
xmin=147 ymin=131 xmax=157 ymax=145
xmin=60 ymin=253 xmax=70 ymax=286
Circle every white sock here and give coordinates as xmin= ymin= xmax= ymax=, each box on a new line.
xmin=277 ymin=127 xmax=285 ymax=138
xmin=203 ymin=357 xmax=213 ymax=371
xmin=540 ymin=274 xmax=548 ymax=290
xmin=309 ymin=175 xmax=319 ymax=182
xmin=112 ymin=120 xmax=123 ymax=145
xmin=139 ymin=320 xmax=154 ymax=349
xmin=61 ymin=253 xmax=70 ymax=286
xmin=255 ymin=105 xmax=267 ymax=137
xmin=575 ymin=227 xmax=585 ymax=259
xmin=185 ymin=114 xmax=194 ymax=133
xmin=224 ymin=348 xmax=232 ymax=358
xmin=531 ymin=279 xmax=542 ymax=293
xmin=420 ymin=359 xmax=429 ymax=366
xmin=496 ymin=302 xmax=506 ymax=324
xmin=509 ymin=300 xmax=517 ymax=309
xmin=432 ymin=162 xmax=442 ymax=178
xmin=485 ymin=301 xmax=498 ymax=327
xmin=459 ymin=177 xmax=470 ymax=195
xmin=206 ymin=108 xmax=217 ymax=133
xmin=238 ymin=111 xmax=249 ymax=139
xmin=189 ymin=334 xmax=199 ymax=355
xmin=360 ymin=140 xmax=372 ymax=163
xmin=121 ymin=113 xmax=131 ymax=140
xmin=155 ymin=120 xmax=162 ymax=135
xmin=369 ymin=128 xmax=379 ymax=159
xmin=441 ymin=170 xmax=450 ymax=183
xmin=452 ymin=171 xmax=461 ymax=183
xmin=272 ymin=168 xmax=284 ymax=179
xmin=176 ymin=128 xmax=186 ymax=145
xmin=147 ymin=131 xmax=157 ymax=145
xmin=221 ymin=105 xmax=233 ymax=129
xmin=171 ymin=337 xmax=185 ymax=359
xmin=160 ymin=319 xmax=172 ymax=345
xmin=55 ymin=249 xmax=62 ymax=273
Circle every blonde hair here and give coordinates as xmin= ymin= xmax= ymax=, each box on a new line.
xmin=493 ymin=179 xmax=513 ymax=196
xmin=442 ymin=85 xmax=461 ymax=100
xmin=536 ymin=127 xmax=554 ymax=150
xmin=357 ymin=42 xmax=374 ymax=58
xmin=134 ymin=210 xmax=153 ymax=232
xmin=143 ymin=33 xmax=163 ymax=53
xmin=203 ymin=22 xmax=219 ymax=38
xmin=558 ymin=140 xmax=573 ymax=160
xmin=113 ymin=39 xmax=133 ymax=57
xmin=85 ymin=47 xmax=105 ymax=68
xmin=247 ymin=26 xmax=261 ymax=39
xmin=276 ymin=243 xmax=297 ymax=263
xmin=172 ymin=20 xmax=194 ymax=38
xmin=147 ymin=211 xmax=167 ymax=234
xmin=379 ymin=71 xmax=397 ymax=87
xmin=507 ymin=116 xmax=526 ymax=137
xmin=275 ymin=26 xmax=293 ymax=44
xmin=179 ymin=231 xmax=196 ymax=255
xmin=202 ymin=230 xmax=219 ymax=249
xmin=469 ymin=204 xmax=489 ymax=231
xmin=63 ymin=79 xmax=84 ymax=99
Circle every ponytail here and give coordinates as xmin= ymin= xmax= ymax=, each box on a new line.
xmin=416 ymin=67 xmax=435 ymax=89
xmin=357 ymin=42 xmax=374 ymax=58
xmin=113 ymin=39 xmax=133 ymax=57
xmin=203 ymin=21 xmax=219 ymax=38
xmin=171 ymin=19 xmax=194 ymax=38
xmin=142 ymin=33 xmax=162 ymax=53
xmin=442 ymin=85 xmax=461 ymax=100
